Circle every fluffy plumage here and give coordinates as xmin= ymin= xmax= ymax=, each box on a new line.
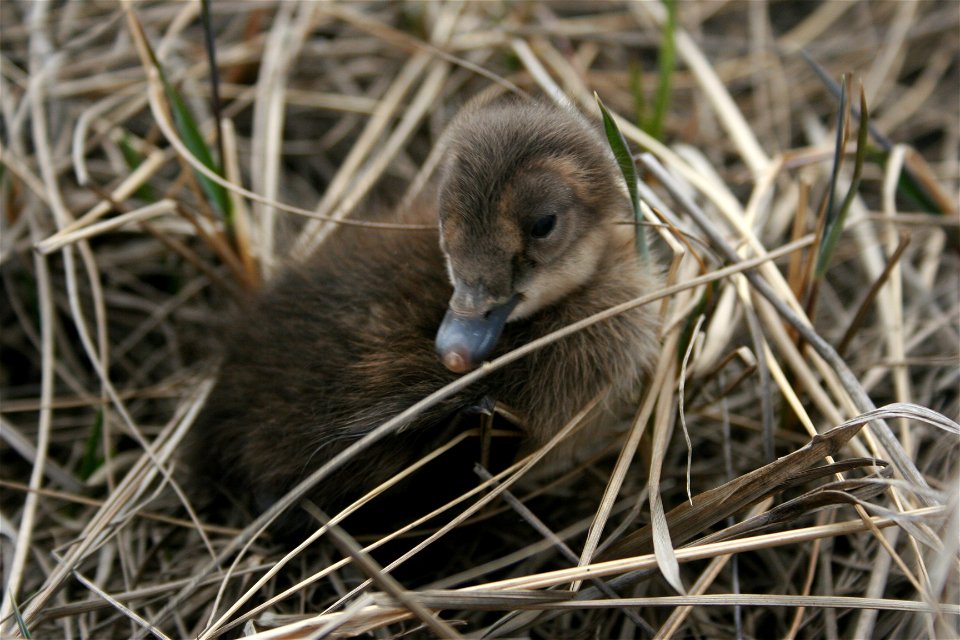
xmin=186 ymin=99 xmax=660 ymax=527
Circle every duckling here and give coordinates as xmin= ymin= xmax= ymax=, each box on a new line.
xmin=186 ymin=99 xmax=660 ymax=529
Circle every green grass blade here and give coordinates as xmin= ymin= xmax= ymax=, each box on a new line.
xmin=801 ymin=50 xmax=892 ymax=151
xmin=78 ymin=408 xmax=105 ymax=481
xmin=820 ymin=73 xmax=848 ymax=248
xmin=118 ymin=133 xmax=157 ymax=203
xmin=804 ymin=49 xmax=949 ymax=217
xmin=164 ymin=82 xmax=233 ymax=222
xmin=200 ymin=0 xmax=225 ymax=171
xmin=816 ymin=85 xmax=869 ymax=277
xmin=648 ymin=0 xmax=676 ymax=141
xmin=140 ymin=33 xmax=232 ymax=224
xmin=596 ymin=93 xmax=649 ymax=260
xmin=10 ymin=591 xmax=31 ymax=638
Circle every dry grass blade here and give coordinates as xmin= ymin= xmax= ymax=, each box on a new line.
xmin=837 ymin=234 xmax=912 ymax=356
xmin=485 ymin=507 xmax=950 ymax=591
xmin=198 ymin=429 xmax=490 ymax=639
xmin=572 ymin=309 xmax=678 ymax=591
xmin=697 ymin=477 xmax=891 ymax=546
xmin=156 ymin=239 xmax=810 ymax=631
xmin=379 ymin=591 xmax=959 ymax=615
xmin=600 ymin=412 xmax=868 ymax=561
xmin=647 ymin=342 xmax=684 ymax=594
xmin=475 ymin=465 xmax=654 ymax=634
xmin=68 ymin=569 xmax=172 ymax=640
xmin=2 ymin=2 xmax=956 ymax=637
xmin=639 ymin=153 xmax=932 ymax=495
xmin=258 ymin=507 xmax=949 ymax=634
xmin=15 ymin=379 xmax=215 ymax=628
xmin=302 ymin=504 xmax=462 ymax=639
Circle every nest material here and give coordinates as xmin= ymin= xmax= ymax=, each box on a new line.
xmin=1 ymin=1 xmax=958 ymax=638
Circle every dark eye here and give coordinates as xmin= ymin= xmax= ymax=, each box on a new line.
xmin=529 ymin=214 xmax=557 ymax=239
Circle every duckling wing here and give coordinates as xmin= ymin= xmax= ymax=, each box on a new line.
xmin=187 ymin=222 xmax=490 ymax=519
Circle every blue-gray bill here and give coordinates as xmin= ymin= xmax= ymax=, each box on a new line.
xmin=435 ymin=296 xmax=520 ymax=373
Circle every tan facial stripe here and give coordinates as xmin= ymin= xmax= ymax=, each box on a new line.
xmin=494 ymin=186 xmax=524 ymax=256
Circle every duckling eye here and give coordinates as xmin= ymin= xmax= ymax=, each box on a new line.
xmin=529 ymin=214 xmax=557 ymax=239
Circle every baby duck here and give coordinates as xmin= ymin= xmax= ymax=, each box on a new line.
xmin=187 ymin=99 xmax=660 ymax=525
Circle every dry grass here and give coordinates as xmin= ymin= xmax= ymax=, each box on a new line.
xmin=2 ymin=1 xmax=958 ymax=638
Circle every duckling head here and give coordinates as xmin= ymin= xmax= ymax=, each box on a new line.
xmin=435 ymin=100 xmax=636 ymax=373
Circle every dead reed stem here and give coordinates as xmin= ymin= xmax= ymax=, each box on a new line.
xmin=1 ymin=2 xmax=957 ymax=638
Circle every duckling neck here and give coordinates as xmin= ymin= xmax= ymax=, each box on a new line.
xmin=497 ymin=228 xmax=660 ymax=457
xmin=591 ymin=226 xmax=647 ymax=296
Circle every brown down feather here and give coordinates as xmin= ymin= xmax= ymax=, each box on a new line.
xmin=185 ymin=99 xmax=662 ymax=533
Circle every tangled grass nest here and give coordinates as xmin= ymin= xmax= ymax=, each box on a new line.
xmin=1 ymin=1 xmax=958 ymax=638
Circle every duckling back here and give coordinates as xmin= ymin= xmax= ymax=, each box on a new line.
xmin=185 ymin=206 xmax=464 ymax=516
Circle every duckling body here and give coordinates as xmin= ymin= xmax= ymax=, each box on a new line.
xmin=187 ymin=100 xmax=660 ymax=524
